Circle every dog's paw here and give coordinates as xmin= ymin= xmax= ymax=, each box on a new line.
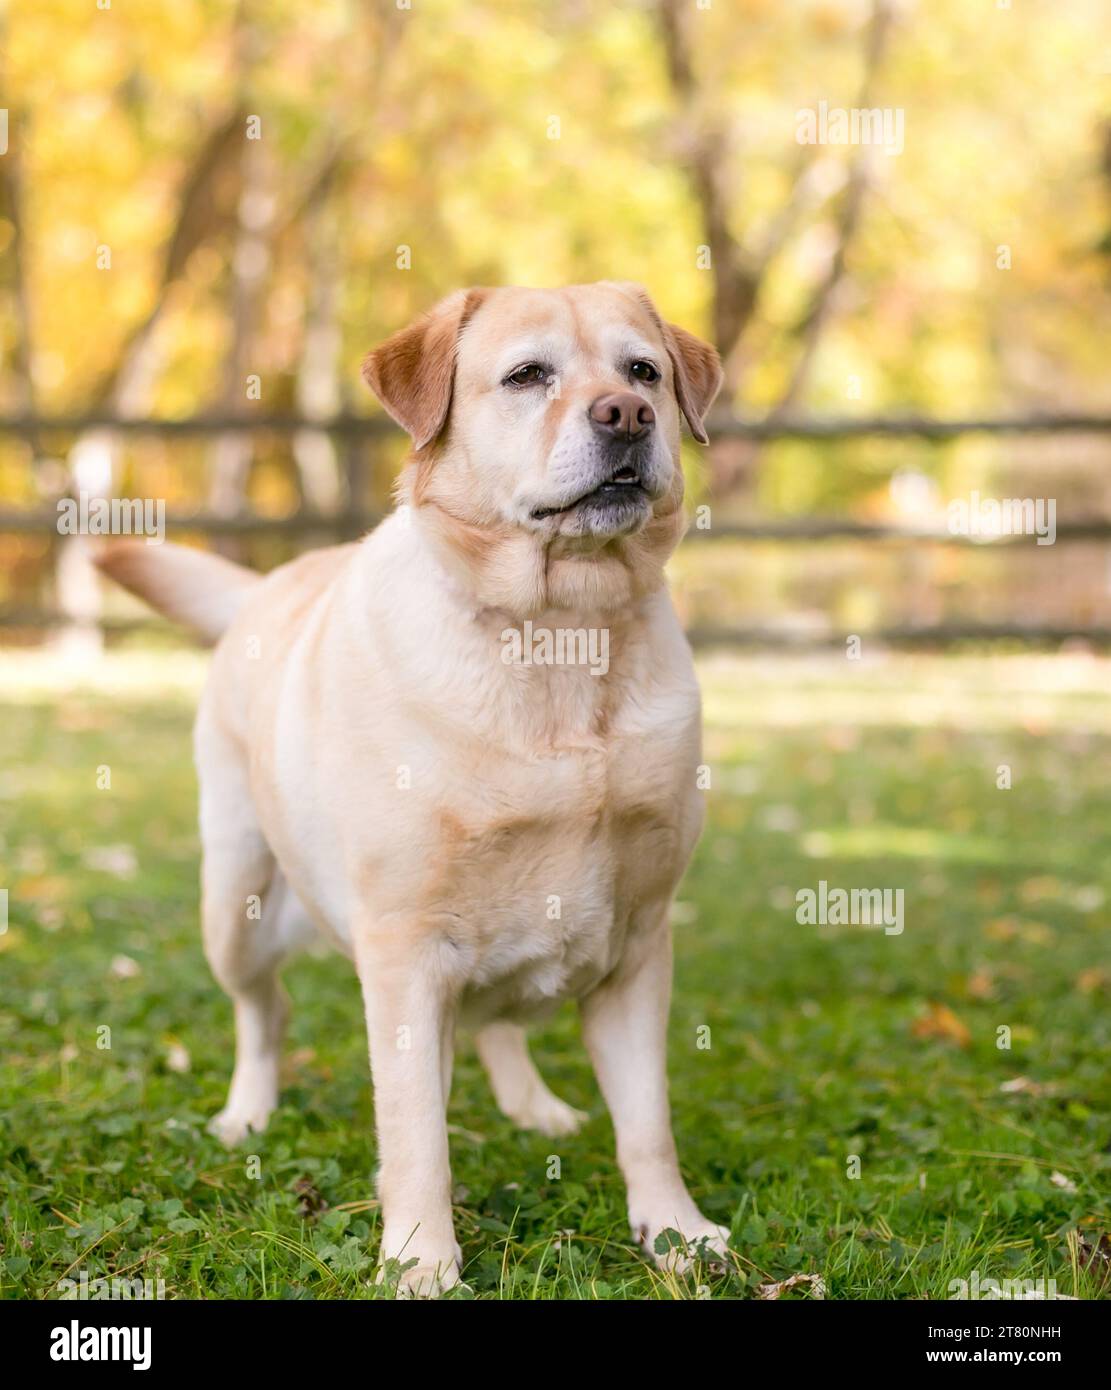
xmin=395 ymin=1262 xmax=465 ymax=1299
xmin=378 ymin=1247 xmax=464 ymax=1299
xmin=206 ymin=1103 xmax=273 ymax=1146
xmin=635 ymin=1217 xmax=733 ymax=1276
xmin=508 ymin=1091 xmax=589 ymax=1138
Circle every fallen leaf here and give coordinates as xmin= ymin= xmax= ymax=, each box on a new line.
xmin=15 ymin=874 xmax=68 ymax=902
xmin=985 ymin=916 xmax=1018 ymax=941
xmin=757 ymin=1271 xmax=826 ymax=1300
xmin=966 ymin=968 xmax=995 ymax=1000
xmin=1000 ymin=1076 xmax=1056 ymax=1097
xmin=292 ymin=1176 xmax=326 ymax=1219
xmin=911 ymin=1001 xmax=971 ymax=1049
xmin=1077 ymin=1232 xmax=1111 ymax=1267
xmin=1075 ymin=1232 xmax=1111 ymax=1292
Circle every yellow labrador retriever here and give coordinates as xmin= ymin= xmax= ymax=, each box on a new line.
xmin=97 ymin=281 xmax=727 ymax=1295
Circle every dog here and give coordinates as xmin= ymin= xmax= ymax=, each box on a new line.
xmin=96 ymin=281 xmax=728 ymax=1295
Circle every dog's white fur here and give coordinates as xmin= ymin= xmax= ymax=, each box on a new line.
xmin=97 ymin=282 xmax=727 ymax=1295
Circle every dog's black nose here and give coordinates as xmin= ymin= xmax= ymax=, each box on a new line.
xmin=589 ymin=391 xmax=655 ymax=442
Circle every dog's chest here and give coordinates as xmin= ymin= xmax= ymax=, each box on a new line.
xmin=423 ymin=697 xmax=699 ymax=1019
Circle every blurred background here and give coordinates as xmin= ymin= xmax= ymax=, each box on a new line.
xmin=2 ymin=0 xmax=1111 ymax=645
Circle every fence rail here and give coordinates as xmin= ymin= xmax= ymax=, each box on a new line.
xmin=5 ymin=410 xmax=1111 ymax=439
xmin=4 ymin=509 xmax=1111 ymax=544
xmin=4 ymin=612 xmax=1108 ymax=648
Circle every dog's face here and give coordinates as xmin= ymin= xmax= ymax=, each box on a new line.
xmin=364 ymin=283 xmax=722 ymax=613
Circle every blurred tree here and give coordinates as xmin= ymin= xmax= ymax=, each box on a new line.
xmin=1 ymin=0 xmax=1110 ymax=529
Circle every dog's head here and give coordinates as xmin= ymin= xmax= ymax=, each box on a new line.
xmin=363 ymin=282 xmax=722 ymax=614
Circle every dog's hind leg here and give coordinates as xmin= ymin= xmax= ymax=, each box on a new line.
xmin=475 ymin=1022 xmax=587 ymax=1137
xmin=196 ymin=718 xmax=308 ymax=1146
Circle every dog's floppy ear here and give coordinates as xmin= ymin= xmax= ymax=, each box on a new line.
xmin=603 ymin=281 xmax=723 ymax=444
xmin=362 ymin=289 xmax=487 ymax=451
xmin=658 ymin=320 xmax=723 ymax=446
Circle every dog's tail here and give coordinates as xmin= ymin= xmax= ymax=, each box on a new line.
xmin=93 ymin=540 xmax=261 ymax=646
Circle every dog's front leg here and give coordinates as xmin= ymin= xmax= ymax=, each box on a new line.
xmin=581 ymin=910 xmax=731 ymax=1271
xmin=353 ymin=926 xmax=461 ymax=1297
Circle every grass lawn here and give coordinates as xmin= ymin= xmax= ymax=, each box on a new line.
xmin=2 ymin=646 xmax=1110 ymax=1300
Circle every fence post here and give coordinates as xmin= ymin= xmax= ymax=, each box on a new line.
xmin=339 ymin=431 xmax=365 ymax=542
xmin=55 ymin=429 xmax=118 ymax=657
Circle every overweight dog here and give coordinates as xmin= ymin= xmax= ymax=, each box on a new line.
xmin=97 ymin=281 xmax=727 ymax=1295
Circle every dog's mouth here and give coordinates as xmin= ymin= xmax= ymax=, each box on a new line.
xmin=530 ymin=464 xmax=649 ymax=521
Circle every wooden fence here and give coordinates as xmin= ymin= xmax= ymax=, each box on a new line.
xmin=3 ymin=411 xmax=1111 ymax=646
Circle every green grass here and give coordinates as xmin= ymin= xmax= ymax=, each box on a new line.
xmin=2 ymin=648 xmax=1110 ymax=1300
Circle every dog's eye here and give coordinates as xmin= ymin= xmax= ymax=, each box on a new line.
xmin=630 ymin=360 xmax=660 ymax=384
xmin=505 ymin=363 xmax=547 ymax=387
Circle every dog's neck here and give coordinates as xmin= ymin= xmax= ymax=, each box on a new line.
xmin=356 ymin=506 xmax=676 ymax=746
xmin=404 ymin=490 xmax=684 ymax=626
